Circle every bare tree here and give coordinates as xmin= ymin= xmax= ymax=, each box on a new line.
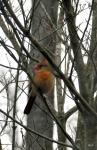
xmin=0 ymin=0 xmax=97 ymax=150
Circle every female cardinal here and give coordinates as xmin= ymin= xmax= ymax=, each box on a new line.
xmin=24 ymin=59 xmax=54 ymax=114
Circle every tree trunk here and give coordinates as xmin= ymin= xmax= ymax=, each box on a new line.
xmin=26 ymin=0 xmax=58 ymax=150
xmin=75 ymin=2 xmax=97 ymax=150
xmin=63 ymin=1 xmax=97 ymax=150
xmin=85 ymin=122 xmax=97 ymax=150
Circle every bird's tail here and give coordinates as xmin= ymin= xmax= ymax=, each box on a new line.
xmin=24 ymin=95 xmax=36 ymax=115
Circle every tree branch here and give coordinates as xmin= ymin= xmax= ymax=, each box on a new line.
xmin=0 ymin=108 xmax=73 ymax=148
xmin=1 ymin=0 xmax=97 ymax=120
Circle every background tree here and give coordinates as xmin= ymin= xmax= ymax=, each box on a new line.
xmin=0 ymin=0 xmax=97 ymax=150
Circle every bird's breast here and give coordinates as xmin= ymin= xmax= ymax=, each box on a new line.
xmin=34 ymin=70 xmax=54 ymax=93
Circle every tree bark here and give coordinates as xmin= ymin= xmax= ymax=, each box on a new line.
xmin=26 ymin=1 xmax=58 ymax=150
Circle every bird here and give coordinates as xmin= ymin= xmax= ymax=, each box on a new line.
xmin=24 ymin=59 xmax=54 ymax=114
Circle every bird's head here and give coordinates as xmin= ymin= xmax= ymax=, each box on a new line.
xmin=33 ymin=59 xmax=49 ymax=71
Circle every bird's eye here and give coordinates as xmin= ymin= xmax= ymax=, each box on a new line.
xmin=38 ymin=64 xmax=42 ymax=68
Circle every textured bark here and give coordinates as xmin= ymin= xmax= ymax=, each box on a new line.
xmin=84 ymin=2 xmax=97 ymax=150
xmin=75 ymin=113 xmax=85 ymax=150
xmin=84 ymin=120 xmax=97 ymax=150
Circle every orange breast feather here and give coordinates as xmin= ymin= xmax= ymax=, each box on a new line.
xmin=34 ymin=70 xmax=54 ymax=93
